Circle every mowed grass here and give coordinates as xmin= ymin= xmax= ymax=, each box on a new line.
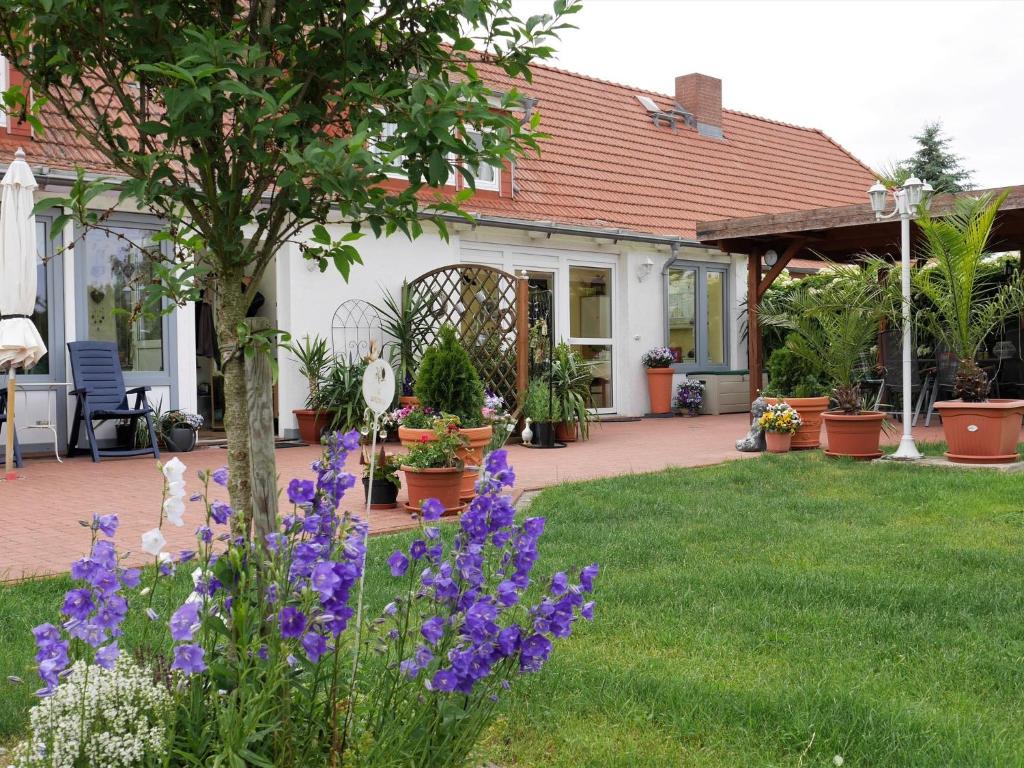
xmin=479 ymin=451 xmax=1024 ymax=767
xmin=4 ymin=449 xmax=1024 ymax=766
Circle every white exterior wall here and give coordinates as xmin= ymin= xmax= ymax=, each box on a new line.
xmin=275 ymin=222 xmax=746 ymax=435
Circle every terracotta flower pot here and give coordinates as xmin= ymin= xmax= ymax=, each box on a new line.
xmin=763 ymin=396 xmax=829 ymax=450
xmin=822 ymin=411 xmax=885 ymax=460
xmin=399 ymin=424 xmax=493 ymax=502
xmin=399 ymin=396 xmax=420 ymax=408
xmin=646 ymin=368 xmax=675 ymax=414
xmin=555 ymin=421 xmax=578 ymax=443
xmin=400 ymin=465 xmax=467 ymax=515
xmin=785 ymin=396 xmax=829 ymax=450
xmin=294 ymin=409 xmax=332 ymax=445
xmin=933 ymin=399 xmax=1024 ymax=464
xmin=764 ymin=431 xmax=792 ymax=453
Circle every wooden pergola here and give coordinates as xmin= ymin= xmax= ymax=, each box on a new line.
xmin=696 ymin=185 xmax=1024 ymax=404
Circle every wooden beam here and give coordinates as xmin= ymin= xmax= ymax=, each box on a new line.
xmin=757 ymin=238 xmax=806 ymax=299
xmin=245 ymin=317 xmax=278 ymax=547
xmin=747 ymin=249 xmax=763 ymax=406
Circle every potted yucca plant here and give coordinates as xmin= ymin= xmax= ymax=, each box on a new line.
xmin=913 ymin=192 xmax=1024 ymax=462
xmin=288 ymin=334 xmax=332 ymax=444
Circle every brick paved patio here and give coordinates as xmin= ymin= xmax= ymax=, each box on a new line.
xmin=0 ymin=414 xmax=975 ymax=580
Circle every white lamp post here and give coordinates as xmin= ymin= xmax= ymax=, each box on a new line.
xmin=868 ymin=177 xmax=933 ymax=460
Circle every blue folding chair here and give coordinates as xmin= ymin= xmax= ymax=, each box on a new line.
xmin=0 ymin=385 xmax=23 ymax=468
xmin=67 ymin=341 xmax=160 ymax=462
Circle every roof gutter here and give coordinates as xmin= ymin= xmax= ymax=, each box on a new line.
xmin=429 ymin=211 xmax=702 ymax=248
xmin=21 ymin=166 xmax=706 ymax=251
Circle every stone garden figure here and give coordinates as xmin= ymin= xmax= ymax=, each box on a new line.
xmin=736 ymin=397 xmax=769 ymax=452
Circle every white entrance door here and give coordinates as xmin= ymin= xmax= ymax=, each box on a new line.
xmin=568 ymin=265 xmax=614 ymax=411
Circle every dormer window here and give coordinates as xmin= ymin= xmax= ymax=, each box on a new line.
xmin=368 ymin=121 xmax=407 ymax=179
xmin=467 ymin=130 xmax=500 ymax=192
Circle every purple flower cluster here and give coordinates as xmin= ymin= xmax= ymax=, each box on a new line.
xmin=33 ymin=515 xmax=140 ymax=695
xmin=390 ymin=449 xmax=599 ymax=695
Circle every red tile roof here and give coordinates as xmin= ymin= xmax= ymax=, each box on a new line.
xmin=7 ymin=58 xmax=876 ymax=240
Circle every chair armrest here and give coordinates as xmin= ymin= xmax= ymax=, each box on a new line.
xmin=69 ymin=387 xmax=91 ymax=397
xmin=126 ymin=386 xmax=152 ymax=395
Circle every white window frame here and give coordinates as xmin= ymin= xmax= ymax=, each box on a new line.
xmin=369 ymin=121 xmax=406 ymax=179
xmin=465 ymin=130 xmax=500 ymax=192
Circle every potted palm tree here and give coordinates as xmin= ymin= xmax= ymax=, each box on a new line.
xmin=913 ymin=192 xmax=1024 ymax=463
xmin=288 ymin=334 xmax=332 ymax=444
xmin=373 ymin=282 xmax=429 ymax=407
xmin=761 ymin=262 xmax=890 ymax=459
xmin=549 ymin=341 xmax=594 ymax=442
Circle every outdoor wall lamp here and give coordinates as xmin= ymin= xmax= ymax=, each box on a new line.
xmin=636 ymin=256 xmax=654 ymax=282
xmin=866 ymin=176 xmax=933 ymax=461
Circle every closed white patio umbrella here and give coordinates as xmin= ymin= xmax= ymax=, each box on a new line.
xmin=0 ymin=148 xmax=45 ymax=477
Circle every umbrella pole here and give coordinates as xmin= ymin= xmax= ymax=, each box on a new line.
xmin=4 ymin=367 xmax=15 ymax=480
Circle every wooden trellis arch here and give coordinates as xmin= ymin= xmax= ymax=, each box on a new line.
xmin=408 ymin=264 xmax=528 ymax=412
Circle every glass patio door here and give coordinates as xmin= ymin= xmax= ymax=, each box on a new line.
xmin=568 ymin=266 xmax=614 ymax=410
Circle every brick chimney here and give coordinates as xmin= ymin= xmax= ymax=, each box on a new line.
xmin=675 ymin=73 xmax=722 ymax=138
xmin=5 ymin=59 xmax=33 ymax=139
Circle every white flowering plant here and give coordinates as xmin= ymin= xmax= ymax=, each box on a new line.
xmin=11 ymin=657 xmax=171 ymax=768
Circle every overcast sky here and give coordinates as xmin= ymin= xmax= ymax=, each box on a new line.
xmin=510 ymin=0 xmax=1023 ymax=189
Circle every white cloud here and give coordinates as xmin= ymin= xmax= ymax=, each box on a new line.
xmin=512 ymin=0 xmax=1024 ymax=188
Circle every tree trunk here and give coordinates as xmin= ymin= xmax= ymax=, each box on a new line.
xmin=217 ymin=279 xmax=255 ymax=537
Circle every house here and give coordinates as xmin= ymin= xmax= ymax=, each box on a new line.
xmin=0 ymin=54 xmax=876 ymax=454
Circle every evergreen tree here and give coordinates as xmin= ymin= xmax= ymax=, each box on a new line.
xmin=902 ymin=122 xmax=973 ymax=193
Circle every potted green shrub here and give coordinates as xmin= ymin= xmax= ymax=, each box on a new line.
xmin=288 ymin=334 xmax=331 ymax=444
xmin=400 ymin=415 xmax=471 ymax=514
xmin=361 ymin=445 xmax=401 ymax=510
xmin=760 ymin=262 xmax=890 ymax=459
xmin=160 ymin=410 xmax=203 ymax=453
xmin=412 ymin=326 xmax=490 ymax=500
xmin=763 ymin=341 xmax=830 ymax=449
xmin=912 ymin=192 xmax=1024 ymax=463
xmin=549 ymin=341 xmax=593 ymax=442
xmin=522 ymin=378 xmax=562 ymax=447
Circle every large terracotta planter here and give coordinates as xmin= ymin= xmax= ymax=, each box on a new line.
xmin=294 ymin=409 xmax=332 ymax=445
xmin=646 ymin=368 xmax=674 ymax=414
xmin=399 ymin=396 xmax=420 ymax=408
xmin=822 ymin=411 xmax=884 ymax=460
xmin=400 ymin=465 xmax=468 ymax=515
xmin=933 ymin=399 xmax=1024 ymax=464
xmin=763 ymin=396 xmax=829 ymax=450
xmin=399 ymin=424 xmax=493 ymax=502
xmin=555 ymin=421 xmax=578 ymax=443
xmin=765 ymin=431 xmax=792 ymax=454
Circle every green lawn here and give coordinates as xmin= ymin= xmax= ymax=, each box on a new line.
xmin=4 ymin=449 xmax=1024 ymax=766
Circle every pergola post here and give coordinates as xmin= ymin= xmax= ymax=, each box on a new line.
xmin=747 ymin=248 xmax=762 ymax=404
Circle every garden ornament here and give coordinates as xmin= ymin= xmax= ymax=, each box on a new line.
xmin=735 ymin=397 xmax=769 ymax=452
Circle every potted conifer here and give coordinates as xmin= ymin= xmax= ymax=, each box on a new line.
xmin=913 ymin=192 xmax=1024 ymax=463
xmin=407 ymin=326 xmax=491 ymax=501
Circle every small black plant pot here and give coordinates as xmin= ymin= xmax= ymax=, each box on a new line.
xmin=164 ymin=427 xmax=198 ymax=453
xmin=531 ymin=421 xmax=557 ymax=448
xmin=362 ymin=477 xmax=399 ymax=509
xmin=115 ymin=424 xmax=135 ymax=449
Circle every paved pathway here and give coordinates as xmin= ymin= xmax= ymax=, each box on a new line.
xmin=0 ymin=414 xmax=968 ymax=580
